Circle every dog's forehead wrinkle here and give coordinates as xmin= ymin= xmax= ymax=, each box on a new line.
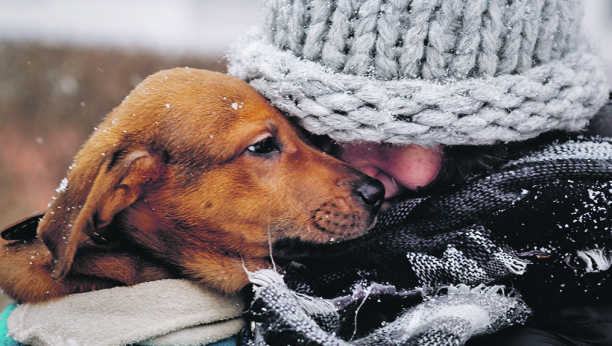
xmin=265 ymin=120 xmax=279 ymax=133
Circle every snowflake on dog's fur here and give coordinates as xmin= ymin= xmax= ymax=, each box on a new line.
xmin=55 ymin=178 xmax=68 ymax=194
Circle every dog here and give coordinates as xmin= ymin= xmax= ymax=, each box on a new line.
xmin=0 ymin=68 xmax=384 ymax=303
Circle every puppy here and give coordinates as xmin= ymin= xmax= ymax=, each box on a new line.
xmin=0 ymin=68 xmax=384 ymax=303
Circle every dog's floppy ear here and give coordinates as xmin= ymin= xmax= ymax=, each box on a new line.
xmin=38 ymin=150 xmax=162 ymax=280
xmin=1 ymin=210 xmax=46 ymax=241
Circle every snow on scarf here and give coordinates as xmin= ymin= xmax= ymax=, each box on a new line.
xmin=242 ymin=134 xmax=612 ymax=346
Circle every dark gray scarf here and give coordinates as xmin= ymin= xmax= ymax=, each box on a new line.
xmin=243 ymin=135 xmax=612 ymax=346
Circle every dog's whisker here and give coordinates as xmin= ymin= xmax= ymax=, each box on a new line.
xmin=240 ymin=257 xmax=250 ymax=276
xmin=267 ymin=200 xmax=277 ymax=272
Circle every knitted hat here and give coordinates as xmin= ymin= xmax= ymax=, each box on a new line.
xmin=228 ymin=0 xmax=610 ymax=146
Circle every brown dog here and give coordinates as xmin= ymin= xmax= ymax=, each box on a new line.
xmin=0 ymin=68 xmax=384 ymax=303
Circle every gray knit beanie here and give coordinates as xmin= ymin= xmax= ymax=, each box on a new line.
xmin=228 ymin=0 xmax=610 ymax=146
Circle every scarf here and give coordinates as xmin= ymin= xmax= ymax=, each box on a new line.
xmin=244 ymin=134 xmax=612 ymax=346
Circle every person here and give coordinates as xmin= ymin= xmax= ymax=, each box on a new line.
xmin=227 ymin=0 xmax=612 ymax=345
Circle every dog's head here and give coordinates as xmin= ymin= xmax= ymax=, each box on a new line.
xmin=35 ymin=68 xmax=384 ymax=294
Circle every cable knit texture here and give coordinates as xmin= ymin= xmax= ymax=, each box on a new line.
xmin=242 ymin=134 xmax=612 ymax=345
xmin=228 ymin=0 xmax=609 ymax=146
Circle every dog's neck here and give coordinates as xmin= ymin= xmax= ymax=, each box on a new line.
xmin=112 ymin=204 xmax=275 ymax=295
xmin=0 ymin=206 xmax=272 ymax=303
xmin=0 ymin=234 xmax=177 ymax=303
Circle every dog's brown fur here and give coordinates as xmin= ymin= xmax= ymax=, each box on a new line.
xmin=0 ymin=68 xmax=383 ymax=303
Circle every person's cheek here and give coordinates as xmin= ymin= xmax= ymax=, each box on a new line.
xmin=378 ymin=145 xmax=442 ymax=192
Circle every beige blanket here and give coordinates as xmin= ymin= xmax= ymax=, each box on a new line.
xmin=7 ymin=279 xmax=245 ymax=346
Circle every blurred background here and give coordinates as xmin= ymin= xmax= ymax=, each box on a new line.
xmin=0 ymin=0 xmax=262 ymax=307
xmin=0 ymin=0 xmax=261 ymax=229
xmin=0 ymin=0 xmax=611 ymax=305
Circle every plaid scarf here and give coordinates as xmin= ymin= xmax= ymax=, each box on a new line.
xmin=243 ymin=134 xmax=612 ymax=346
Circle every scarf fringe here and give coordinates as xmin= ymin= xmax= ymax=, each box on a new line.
xmin=248 ymin=269 xmax=338 ymax=317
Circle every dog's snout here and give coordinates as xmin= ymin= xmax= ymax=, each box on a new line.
xmin=355 ymin=178 xmax=385 ymax=211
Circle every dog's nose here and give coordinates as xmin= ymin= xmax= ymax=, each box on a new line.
xmin=355 ymin=178 xmax=385 ymax=211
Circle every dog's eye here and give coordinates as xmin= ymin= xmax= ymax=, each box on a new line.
xmin=246 ymin=137 xmax=280 ymax=155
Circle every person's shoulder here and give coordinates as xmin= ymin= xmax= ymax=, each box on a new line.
xmin=0 ymin=304 xmax=23 ymax=346
xmin=209 ymin=336 xmax=240 ymax=346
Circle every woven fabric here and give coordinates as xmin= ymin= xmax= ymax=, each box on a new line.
xmin=228 ymin=0 xmax=610 ymax=146
xmin=246 ymin=272 xmax=529 ymax=346
xmin=244 ymin=134 xmax=612 ymax=345
xmin=6 ymin=280 xmax=244 ymax=346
